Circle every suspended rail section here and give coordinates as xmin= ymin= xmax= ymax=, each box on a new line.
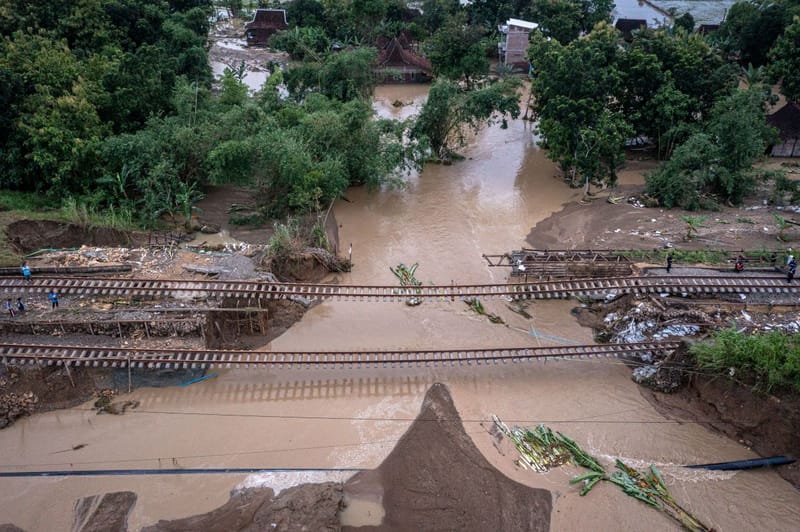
xmin=0 ymin=275 xmax=797 ymax=301
xmin=0 ymin=341 xmax=680 ymax=369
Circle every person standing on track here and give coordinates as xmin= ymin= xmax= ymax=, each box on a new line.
xmin=16 ymin=297 xmax=25 ymax=314
xmin=5 ymin=299 xmax=15 ymax=318
xmin=666 ymin=254 xmax=673 ymax=273
xmin=48 ymin=289 xmax=59 ymax=309
xmin=20 ymin=262 xmax=31 ymax=283
xmin=788 ymin=258 xmax=797 ymax=283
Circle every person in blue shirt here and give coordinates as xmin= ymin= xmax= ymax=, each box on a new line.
xmin=48 ymin=290 xmax=59 ymax=309
xmin=20 ymin=262 xmax=31 ymax=283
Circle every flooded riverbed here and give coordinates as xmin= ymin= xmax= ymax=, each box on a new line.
xmin=1 ymin=85 xmax=799 ymax=531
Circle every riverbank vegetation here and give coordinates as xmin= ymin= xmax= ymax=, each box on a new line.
xmin=528 ymin=1 xmax=800 ymax=209
xmin=1 ymin=0 xmax=532 ymax=230
xmin=4 ymin=0 xmax=800 ymax=229
xmin=691 ymin=328 xmax=800 ymax=394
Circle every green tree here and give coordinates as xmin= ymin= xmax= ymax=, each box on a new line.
xmin=269 ymin=26 xmax=330 ymax=61
xmin=645 ymin=87 xmax=778 ymax=209
xmin=420 ymin=0 xmax=461 ymax=32
xmin=286 ymin=0 xmax=326 ymax=27
xmin=529 ymin=0 xmax=614 ymax=44
xmin=318 ymin=47 xmax=378 ymax=101
xmin=424 ymin=12 xmax=490 ymax=83
xmin=673 ymin=12 xmax=695 ymax=33
xmin=218 ymin=68 xmax=249 ymax=106
xmin=413 ymin=78 xmax=521 ymax=158
xmin=717 ymin=0 xmax=793 ymax=67
xmin=529 ymin=23 xmax=627 ymax=187
xmin=769 ymin=16 xmax=800 ymax=101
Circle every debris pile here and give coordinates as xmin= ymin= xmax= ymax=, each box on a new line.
xmin=494 ymin=416 xmax=712 ymax=532
xmin=94 ymin=389 xmax=140 ymax=415
xmin=0 ymin=392 xmax=38 ymax=428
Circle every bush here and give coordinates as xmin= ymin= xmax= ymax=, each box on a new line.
xmin=691 ymin=328 xmax=800 ymax=394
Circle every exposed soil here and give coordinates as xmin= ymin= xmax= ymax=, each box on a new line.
xmin=343 ymin=383 xmax=552 ymax=531
xmin=193 ymin=185 xmax=272 ymax=243
xmin=0 ymin=365 xmax=111 ymax=429
xmin=573 ymin=291 xmax=800 ymax=489
xmin=527 ymin=179 xmax=798 ymax=252
xmin=640 ymin=365 xmax=800 ymax=489
xmin=142 ymin=483 xmax=343 ymax=532
xmin=73 ymin=492 xmax=137 ymax=532
xmin=5 ymin=220 xmax=132 ymax=254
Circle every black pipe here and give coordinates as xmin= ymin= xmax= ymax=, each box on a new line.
xmin=0 ymin=467 xmax=366 ymax=478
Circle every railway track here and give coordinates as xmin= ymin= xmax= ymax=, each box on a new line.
xmin=0 ymin=275 xmax=797 ymax=301
xmin=1 ymin=341 xmax=680 ymax=369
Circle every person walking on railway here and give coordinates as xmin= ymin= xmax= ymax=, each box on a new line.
xmin=666 ymin=254 xmax=673 ymax=273
xmin=5 ymin=298 xmax=15 ymax=318
xmin=48 ymin=289 xmax=59 ymax=309
xmin=16 ymin=297 xmax=25 ymax=314
xmin=788 ymin=258 xmax=797 ymax=283
xmin=20 ymin=262 xmax=31 ymax=283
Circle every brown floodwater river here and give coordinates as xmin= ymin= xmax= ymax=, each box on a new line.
xmin=1 ymin=86 xmax=799 ymax=531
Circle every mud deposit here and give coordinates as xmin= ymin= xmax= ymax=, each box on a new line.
xmin=344 ymin=383 xmax=552 ymax=531
xmin=143 ymin=484 xmax=342 ymax=531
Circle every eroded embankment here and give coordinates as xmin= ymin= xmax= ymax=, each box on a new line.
xmin=574 ymin=295 xmax=800 ymax=489
xmin=639 ymin=352 xmax=800 ymax=489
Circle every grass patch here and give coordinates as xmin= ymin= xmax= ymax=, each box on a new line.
xmin=0 ymin=190 xmax=59 ymax=211
xmin=691 ymin=328 xmax=800 ymax=394
xmin=60 ymin=198 xmax=140 ymax=231
xmin=615 ymin=248 xmax=783 ymax=265
xmin=736 ymin=217 xmax=755 ymax=224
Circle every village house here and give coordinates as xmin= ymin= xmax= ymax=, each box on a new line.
xmin=497 ymin=18 xmax=538 ymax=69
xmin=244 ymin=8 xmax=288 ymax=47
xmin=767 ymin=102 xmax=800 ymax=157
xmin=375 ymin=36 xmax=432 ymax=83
xmin=611 ymin=0 xmax=671 ymax=28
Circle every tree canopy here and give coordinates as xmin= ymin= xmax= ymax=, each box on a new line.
xmin=413 ymin=78 xmax=521 ymax=158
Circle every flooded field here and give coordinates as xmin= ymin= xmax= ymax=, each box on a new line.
xmin=1 ymin=84 xmax=799 ymax=531
xmin=653 ymin=0 xmax=736 ymax=25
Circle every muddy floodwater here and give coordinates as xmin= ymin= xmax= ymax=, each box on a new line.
xmin=2 ymin=85 xmax=800 ymax=531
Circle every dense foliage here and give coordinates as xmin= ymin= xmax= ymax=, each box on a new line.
xmin=691 ymin=328 xmax=800 ymax=394
xmin=0 ymin=0 xmax=424 ymax=225
xmin=716 ymin=0 xmax=800 ymax=68
xmin=413 ymin=78 xmax=521 ymax=157
xmin=528 ymin=0 xmax=613 ymax=44
xmin=530 ymin=23 xmax=740 ymax=191
xmin=0 ymin=0 xmax=212 ymax=212
xmin=644 ymin=87 xmax=778 ymax=209
xmin=768 ymin=15 xmax=800 ymax=102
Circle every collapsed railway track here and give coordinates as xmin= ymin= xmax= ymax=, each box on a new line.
xmin=0 ymin=275 xmax=797 ymax=301
xmin=0 ymin=341 xmax=680 ymax=369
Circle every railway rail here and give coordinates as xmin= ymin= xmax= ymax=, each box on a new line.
xmin=0 ymin=275 xmax=797 ymax=301
xmin=0 ymin=341 xmax=680 ymax=369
